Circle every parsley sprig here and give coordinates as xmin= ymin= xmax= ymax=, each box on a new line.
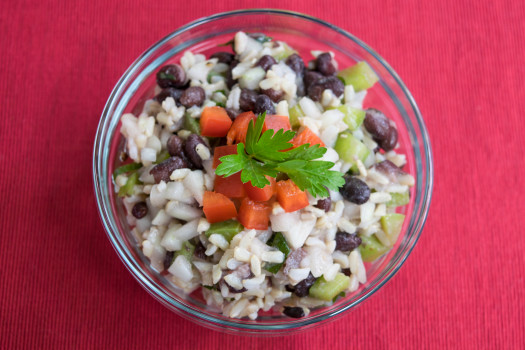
xmin=215 ymin=114 xmax=345 ymax=197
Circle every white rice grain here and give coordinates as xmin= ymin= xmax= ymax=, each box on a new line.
xmin=261 ymin=251 xmax=285 ymax=264
xmin=349 ymin=250 xmax=366 ymax=284
xmin=209 ymin=234 xmax=229 ymax=250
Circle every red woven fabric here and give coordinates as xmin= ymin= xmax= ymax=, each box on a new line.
xmin=1 ymin=0 xmax=524 ymax=348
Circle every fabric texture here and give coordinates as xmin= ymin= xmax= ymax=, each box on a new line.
xmin=1 ymin=0 xmax=524 ymax=348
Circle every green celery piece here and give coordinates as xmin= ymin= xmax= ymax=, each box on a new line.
xmin=359 ymin=234 xmax=389 ymax=262
xmin=205 ymin=220 xmax=244 ymax=243
xmin=337 ymin=61 xmax=379 ymax=91
xmin=334 ymin=132 xmax=370 ymax=166
xmin=207 ymin=71 xmax=224 ymax=83
xmin=337 ymin=105 xmax=366 ymax=131
xmin=215 ymin=102 xmax=226 ymax=108
xmin=288 ymin=104 xmax=303 ymax=129
xmin=184 ymin=113 xmax=201 ymax=135
xmin=386 ymin=192 xmax=410 ymax=207
xmin=309 ymin=273 xmax=350 ymax=301
xmin=265 ymin=232 xmax=291 ymax=274
xmin=118 ymin=172 xmax=141 ymax=197
xmin=154 ymin=150 xmax=170 ymax=164
xmin=273 ymin=43 xmax=296 ymax=61
xmin=176 ymin=241 xmax=195 ymax=262
xmin=113 ymin=162 xmax=142 ymax=179
xmin=380 ymin=213 xmax=405 ymax=244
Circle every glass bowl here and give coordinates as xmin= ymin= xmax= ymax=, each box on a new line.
xmin=93 ymin=9 xmax=433 ymax=335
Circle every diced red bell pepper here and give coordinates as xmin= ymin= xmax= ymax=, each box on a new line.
xmin=200 ymin=106 xmax=232 ymax=137
xmin=226 ymin=111 xmax=256 ymax=145
xmin=244 ymin=176 xmax=276 ymax=202
xmin=262 ymin=115 xmax=291 ymax=134
xmin=212 ymin=144 xmax=239 ymax=169
xmin=276 ymin=179 xmax=309 ymax=212
xmin=292 ymin=126 xmax=325 ymax=148
xmin=214 ymin=173 xmax=245 ymax=198
xmin=237 ymin=198 xmax=271 ymax=230
xmin=203 ymin=191 xmax=237 ymax=223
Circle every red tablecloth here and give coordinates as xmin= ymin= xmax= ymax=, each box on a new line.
xmin=1 ymin=0 xmax=524 ymax=348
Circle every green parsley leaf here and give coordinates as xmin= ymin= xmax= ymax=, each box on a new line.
xmin=215 ymin=114 xmax=345 ymax=197
xmin=276 ymin=160 xmax=345 ymax=198
xmin=215 ymin=143 xmax=277 ymax=188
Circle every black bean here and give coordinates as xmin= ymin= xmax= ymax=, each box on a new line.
xmin=131 ymin=202 xmax=148 ymax=219
xmin=163 ymin=251 xmax=175 ymax=270
xmin=167 ymin=135 xmax=184 ymax=157
xmin=323 ymin=76 xmax=345 ymax=97
xmin=194 ymin=241 xmax=207 ymax=260
xmin=154 ymin=87 xmax=183 ymax=104
xmin=286 ymin=53 xmax=305 ymax=75
xmin=364 ymin=108 xmax=391 ymax=142
xmin=239 ymin=88 xmax=258 ymax=111
xmin=223 ymin=280 xmax=247 ymax=294
xmin=283 ymin=306 xmax=305 ymax=318
xmin=307 ymin=83 xmax=325 ymax=101
xmin=307 ymin=76 xmax=344 ymax=101
xmin=335 ymin=232 xmax=362 ymax=252
xmin=316 ymin=52 xmax=336 ymax=76
xmin=379 ymin=126 xmax=398 ymax=151
xmin=304 ymin=70 xmax=323 ymax=90
xmin=225 ymin=108 xmax=238 ymax=120
xmin=342 ymin=268 xmax=352 ymax=277
xmin=340 ymin=175 xmax=370 ymax=204
xmin=292 ymin=273 xmax=317 ymax=297
xmin=226 ymin=59 xmax=239 ymax=89
xmin=210 ymin=51 xmax=235 ymax=64
xmin=184 ymin=134 xmax=208 ymax=169
xmin=180 ymin=86 xmax=205 ymax=107
xmin=315 ymin=197 xmax=332 ymax=212
xmin=256 ymin=55 xmax=277 ymax=71
xmin=150 ymin=156 xmax=189 ymax=183
xmin=157 ymin=64 xmax=186 ymax=88
xmin=375 ymin=160 xmax=405 ymax=178
xmin=254 ymin=94 xmax=275 ymax=115
xmin=261 ymin=88 xmax=284 ymax=103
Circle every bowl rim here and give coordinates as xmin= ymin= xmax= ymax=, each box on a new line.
xmin=93 ymin=8 xmax=433 ymax=333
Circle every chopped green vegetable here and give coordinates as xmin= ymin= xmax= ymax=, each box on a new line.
xmin=239 ymin=67 xmax=266 ymax=90
xmin=386 ymin=191 xmax=410 ymax=207
xmin=380 ymin=213 xmax=405 ymax=244
xmin=288 ymin=104 xmax=303 ymax=129
xmin=175 ymin=241 xmax=195 ymax=261
xmin=218 ymin=39 xmax=234 ymax=47
xmin=332 ymin=291 xmax=346 ymax=303
xmin=265 ymin=233 xmax=291 ymax=274
xmin=215 ymin=102 xmax=226 ymax=108
xmin=337 ymin=105 xmax=366 ymax=131
xmin=154 ymin=150 xmax=170 ymax=164
xmin=273 ymin=42 xmax=296 ymax=60
xmin=215 ymin=114 xmax=345 ymax=197
xmin=203 ymin=285 xmax=218 ymax=291
xmin=337 ymin=61 xmax=379 ymax=92
xmin=184 ymin=113 xmax=201 ymax=135
xmin=334 ymin=132 xmax=370 ymax=166
xmin=118 ymin=172 xmax=142 ymax=197
xmin=251 ymin=33 xmax=272 ymax=43
xmin=113 ymin=162 xmax=142 ymax=179
xmin=309 ymin=273 xmax=350 ymax=301
xmin=358 ymin=234 xmax=389 ymax=262
xmin=205 ymin=220 xmax=244 ymax=243
xmin=207 ymin=71 xmax=224 ymax=83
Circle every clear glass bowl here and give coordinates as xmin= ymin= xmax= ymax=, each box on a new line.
xmin=93 ymin=9 xmax=433 ymax=335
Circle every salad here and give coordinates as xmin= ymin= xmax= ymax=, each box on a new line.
xmin=114 ymin=31 xmax=414 ymax=320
